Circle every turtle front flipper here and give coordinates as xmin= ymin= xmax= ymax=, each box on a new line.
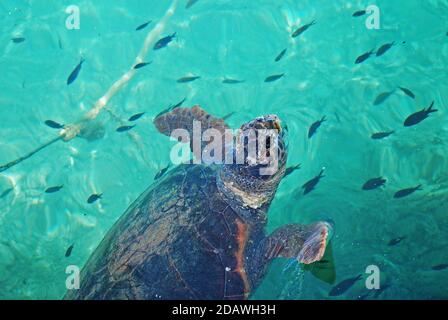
xmin=153 ymin=105 xmax=230 ymax=162
xmin=255 ymin=221 xmax=335 ymax=284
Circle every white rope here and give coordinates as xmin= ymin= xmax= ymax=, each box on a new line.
xmin=0 ymin=0 xmax=179 ymax=172
xmin=61 ymin=0 xmax=179 ymax=141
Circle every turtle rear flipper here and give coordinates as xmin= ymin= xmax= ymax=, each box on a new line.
xmin=262 ymin=221 xmax=335 ymax=284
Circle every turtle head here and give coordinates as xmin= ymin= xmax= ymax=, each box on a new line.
xmin=218 ymin=114 xmax=288 ymax=216
xmin=235 ymin=114 xmax=287 ymax=173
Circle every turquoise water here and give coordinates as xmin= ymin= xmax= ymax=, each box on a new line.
xmin=0 ymin=0 xmax=447 ymax=299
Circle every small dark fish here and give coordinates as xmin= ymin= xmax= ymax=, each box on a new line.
xmin=134 ymin=62 xmax=151 ymax=69
xmin=154 ymin=165 xmax=171 ymax=180
xmin=352 ymin=10 xmax=366 ymax=17
xmin=372 ymin=284 xmax=391 ymax=299
xmin=57 ymin=36 xmax=63 ymax=50
xmin=355 ymin=50 xmax=374 ymax=64
xmin=11 ymin=37 xmax=26 ymax=43
xmin=404 ymin=101 xmax=437 ymax=127
xmin=177 ymin=76 xmax=201 ymax=83
xmin=45 ymin=185 xmax=63 ymax=193
xmin=136 ymin=20 xmax=152 ymax=31
xmin=357 ymin=292 xmax=371 ymax=300
xmin=155 ymin=106 xmax=172 ymax=119
xmin=44 ymin=120 xmax=64 ymax=129
xmin=371 ymin=131 xmax=394 ymax=140
xmin=388 ymin=236 xmax=406 ymax=246
xmin=284 ymin=164 xmax=301 ymax=177
xmin=329 ymin=274 xmax=362 ymax=297
xmin=432 ymin=264 xmax=448 ymax=271
xmin=186 ymin=0 xmax=199 ymax=9
xmin=87 ymin=193 xmax=102 ymax=204
xmin=362 ymin=177 xmax=386 ymax=190
xmin=394 ymin=185 xmax=422 ymax=199
xmin=302 ymin=169 xmax=325 ymax=195
xmin=292 ymin=20 xmax=316 ymax=38
xmin=275 ymin=48 xmax=287 ymax=62
xmin=222 ymin=78 xmax=245 ymax=84
xmin=128 ymin=112 xmax=145 ymax=122
xmin=171 ymin=97 xmax=187 ymax=110
xmin=334 ymin=112 xmax=341 ymax=123
xmin=222 ymin=112 xmax=235 ymax=120
xmin=374 ymin=91 xmax=394 ymax=105
xmin=376 ymin=42 xmax=396 ymax=57
xmin=308 ymin=116 xmax=326 ymax=139
xmin=0 ymin=188 xmax=14 ymax=199
xmin=67 ymin=58 xmax=85 ymax=85
xmin=264 ymin=74 xmax=284 ymax=83
xmin=153 ymin=32 xmax=176 ymax=50
xmin=65 ymin=244 xmax=74 ymax=257
xmin=155 ymin=98 xmax=186 ymax=118
xmin=116 ymin=125 xmax=136 ymax=132
xmin=399 ymin=87 xmax=416 ymax=99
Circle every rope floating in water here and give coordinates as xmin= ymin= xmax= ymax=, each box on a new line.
xmin=0 ymin=0 xmax=179 ymax=173
xmin=0 ymin=136 xmax=62 ymax=173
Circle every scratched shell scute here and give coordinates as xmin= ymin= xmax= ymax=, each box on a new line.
xmin=0 ymin=0 xmax=447 ymax=300
xmin=107 ymin=167 xmax=194 ymax=277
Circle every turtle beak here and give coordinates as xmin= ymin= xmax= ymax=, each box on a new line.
xmin=263 ymin=116 xmax=281 ymax=133
xmin=273 ymin=119 xmax=281 ymax=132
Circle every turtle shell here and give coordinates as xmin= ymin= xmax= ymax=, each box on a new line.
xmin=65 ymin=164 xmax=266 ymax=300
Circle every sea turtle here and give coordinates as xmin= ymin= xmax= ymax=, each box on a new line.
xmin=65 ymin=106 xmax=334 ymax=300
